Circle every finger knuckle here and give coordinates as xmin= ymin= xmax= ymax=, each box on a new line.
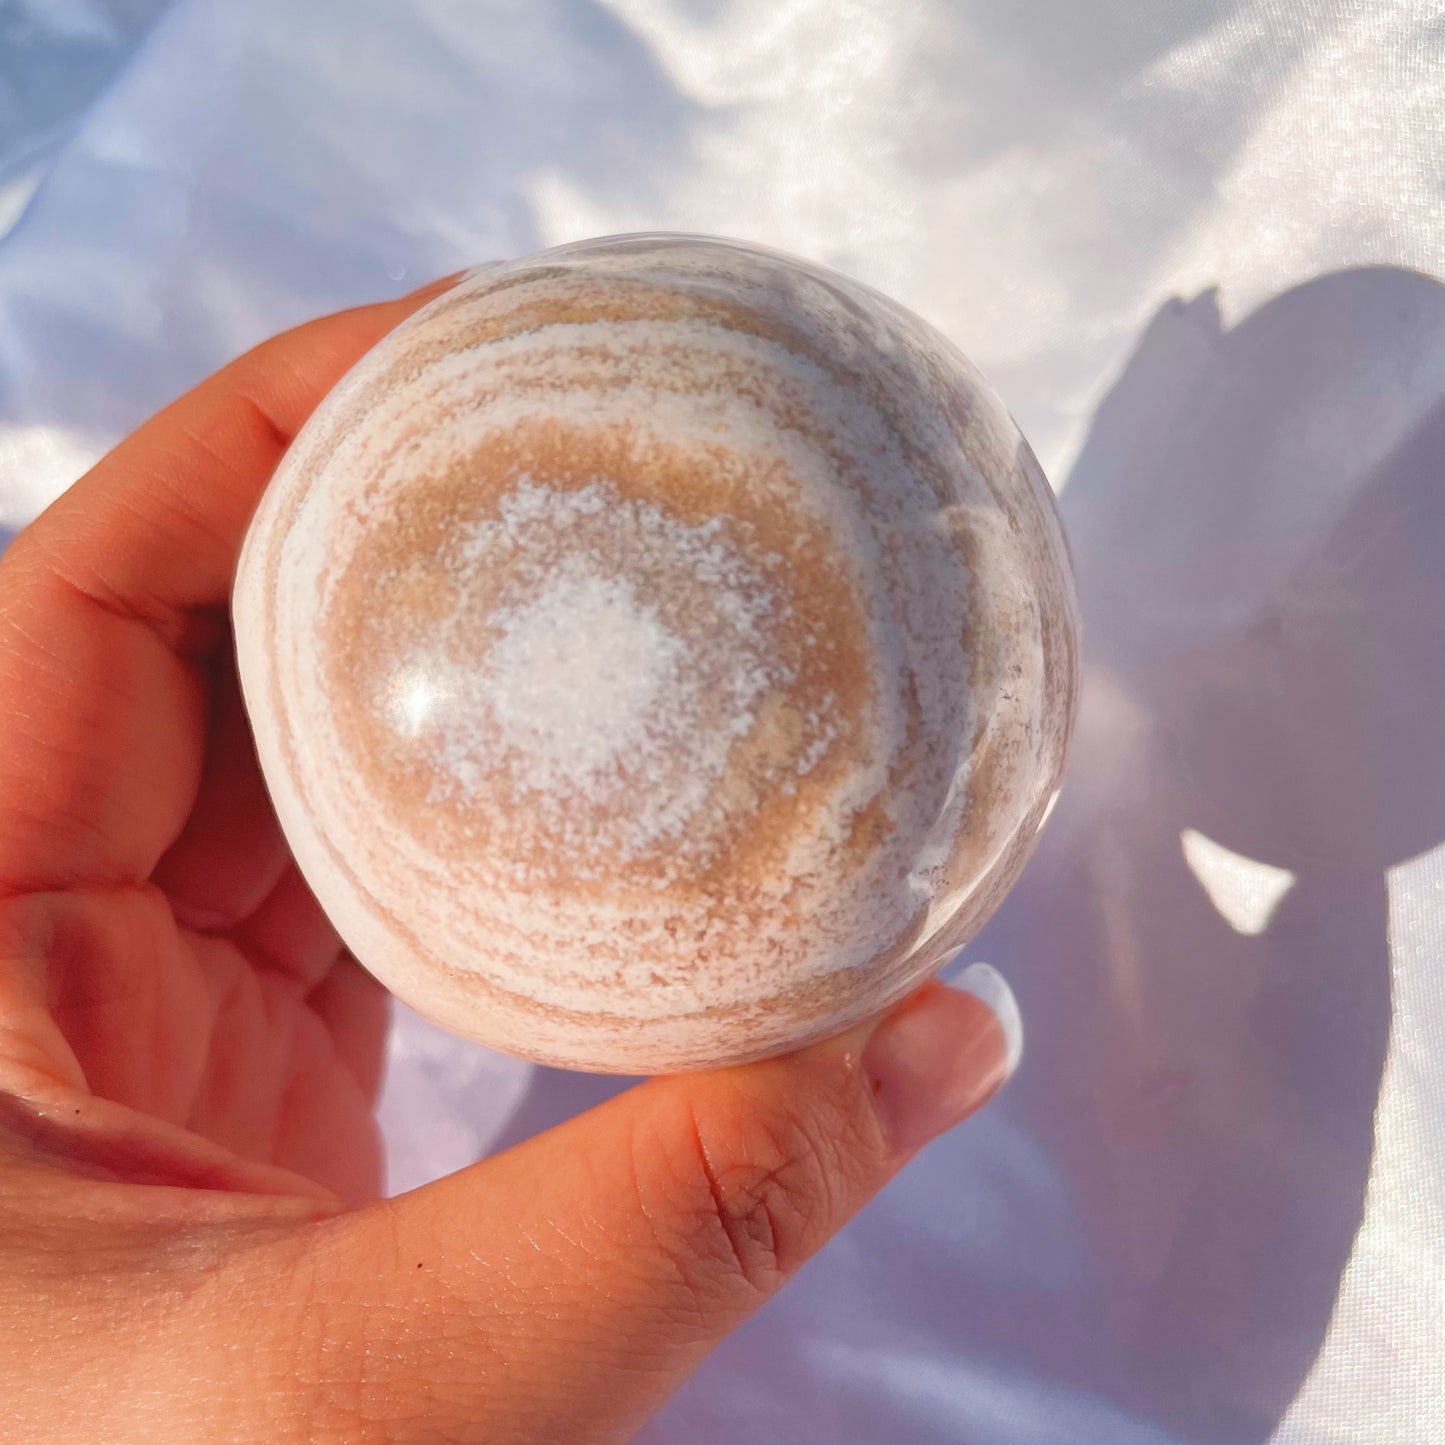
xmin=635 ymin=1077 xmax=878 ymax=1317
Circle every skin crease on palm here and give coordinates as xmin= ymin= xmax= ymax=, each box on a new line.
xmin=0 ymin=275 xmax=1016 ymax=1445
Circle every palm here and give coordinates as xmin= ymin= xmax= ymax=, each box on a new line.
xmin=4 ymin=650 xmax=386 ymax=1203
xmin=45 ymin=898 xmax=383 ymax=1199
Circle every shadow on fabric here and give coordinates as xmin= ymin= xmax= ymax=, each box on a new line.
xmin=939 ymin=263 xmax=1445 ymax=1441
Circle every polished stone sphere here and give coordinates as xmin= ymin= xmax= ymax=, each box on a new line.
xmin=233 ymin=234 xmax=1078 ymax=1073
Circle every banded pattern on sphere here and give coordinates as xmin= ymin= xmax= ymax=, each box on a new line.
xmin=233 ymin=235 xmax=1078 ymax=1073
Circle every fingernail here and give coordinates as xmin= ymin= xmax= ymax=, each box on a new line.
xmin=950 ymin=961 xmax=1024 ymax=1078
xmin=862 ymin=962 xmax=1022 ymax=1156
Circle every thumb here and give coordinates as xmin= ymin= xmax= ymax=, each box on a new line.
xmin=290 ymin=966 xmax=1020 ymax=1445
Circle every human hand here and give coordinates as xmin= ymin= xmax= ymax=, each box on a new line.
xmin=0 ymin=279 xmax=1019 ymax=1444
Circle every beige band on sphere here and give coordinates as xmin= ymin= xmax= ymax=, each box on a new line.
xmin=233 ymin=234 xmax=1079 ymax=1073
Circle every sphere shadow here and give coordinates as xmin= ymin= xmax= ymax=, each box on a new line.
xmin=932 ymin=264 xmax=1445 ymax=1440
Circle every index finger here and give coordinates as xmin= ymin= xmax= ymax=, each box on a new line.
xmin=0 ymin=277 xmax=458 ymax=896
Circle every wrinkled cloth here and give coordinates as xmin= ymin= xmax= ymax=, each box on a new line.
xmin=1 ymin=3 xmax=1442 ymax=1441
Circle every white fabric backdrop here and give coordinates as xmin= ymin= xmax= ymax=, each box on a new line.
xmin=1 ymin=3 xmax=1442 ymax=1440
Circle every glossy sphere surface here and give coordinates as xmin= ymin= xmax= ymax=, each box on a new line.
xmin=233 ymin=235 xmax=1078 ymax=1073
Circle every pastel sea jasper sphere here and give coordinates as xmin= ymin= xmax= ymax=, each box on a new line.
xmin=233 ymin=234 xmax=1079 ymax=1074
